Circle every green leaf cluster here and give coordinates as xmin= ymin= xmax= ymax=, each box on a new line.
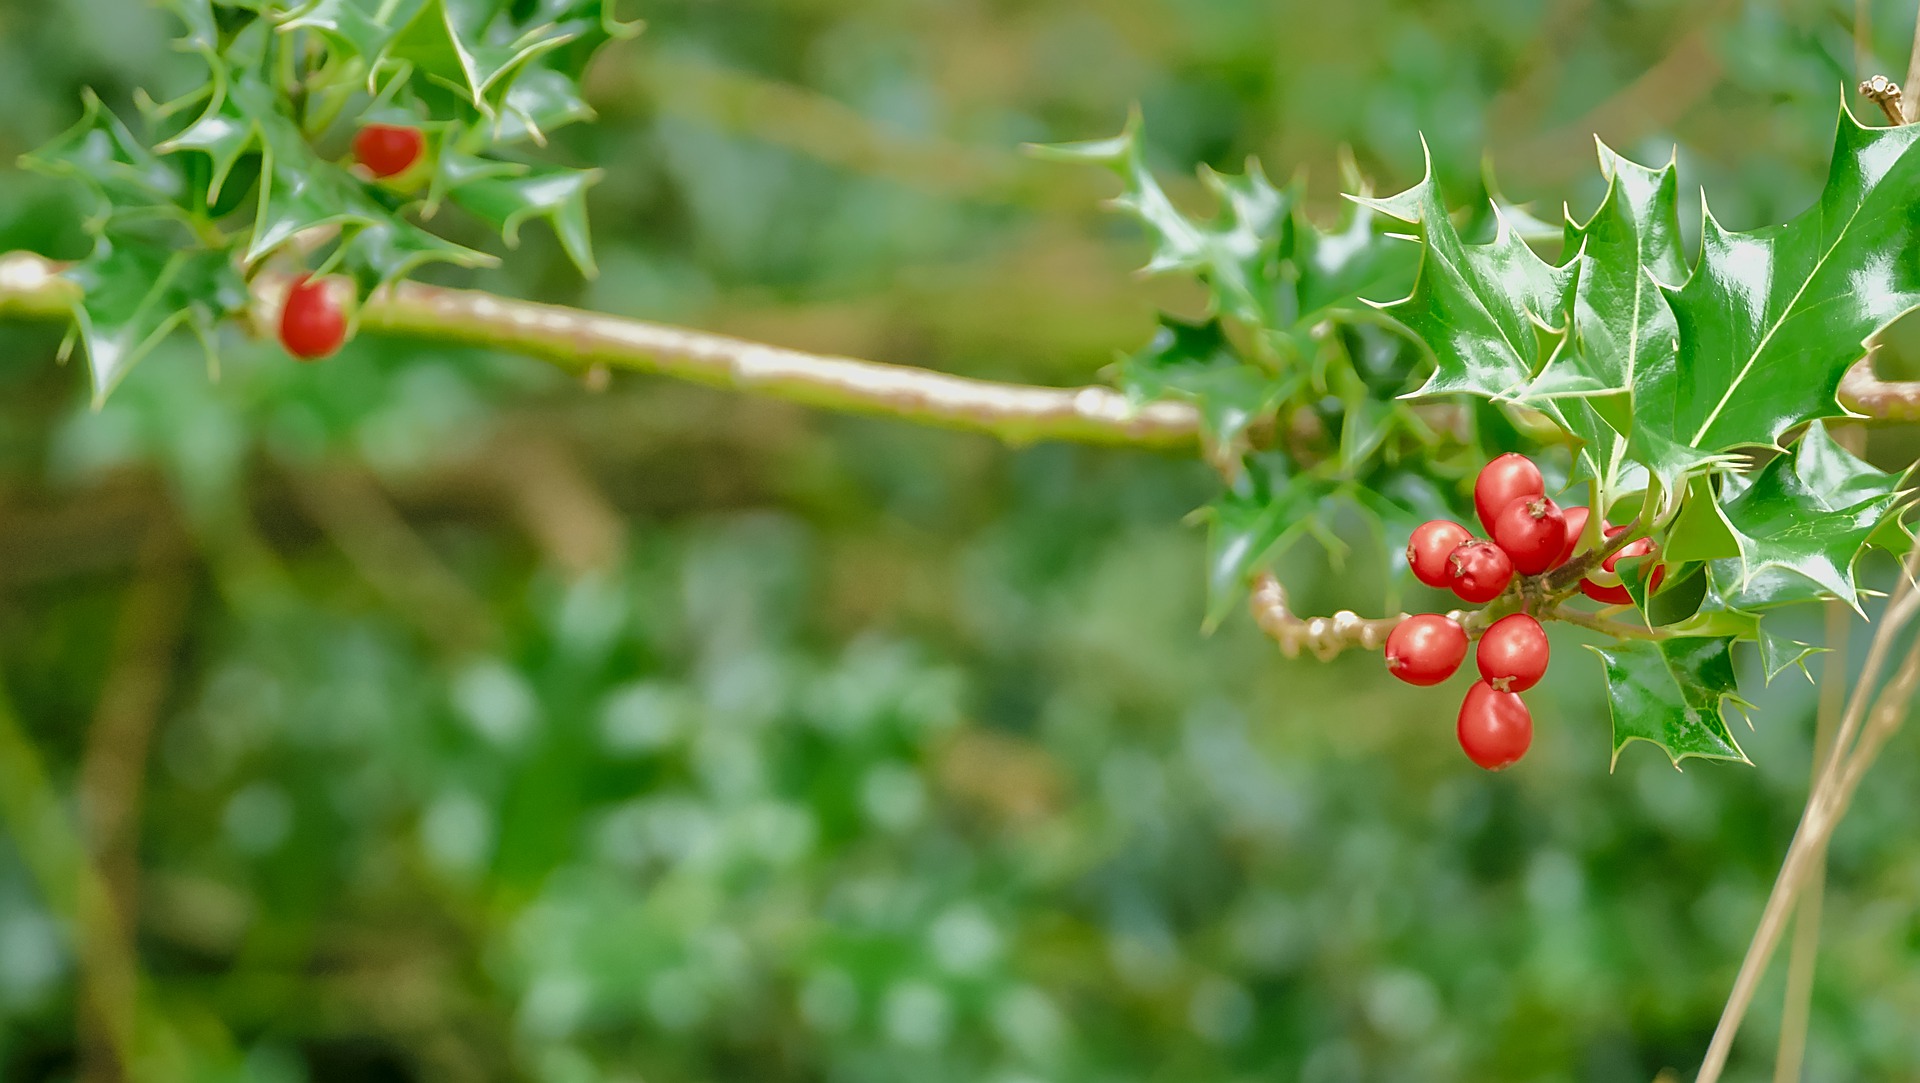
xmin=21 ymin=0 xmax=632 ymax=400
xmin=1041 ymin=118 xmax=1527 ymax=628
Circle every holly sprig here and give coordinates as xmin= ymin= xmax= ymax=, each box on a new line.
xmin=21 ymin=0 xmax=632 ymax=401
xmin=1061 ymin=112 xmax=1918 ymax=768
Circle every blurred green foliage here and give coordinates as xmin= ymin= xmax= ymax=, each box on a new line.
xmin=5 ymin=0 xmax=1920 ymax=1081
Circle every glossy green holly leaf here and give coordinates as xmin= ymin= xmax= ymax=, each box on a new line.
xmin=1662 ymin=473 xmax=1740 ymax=564
xmin=1116 ymin=317 xmax=1294 ymax=462
xmin=1357 ymin=147 xmax=1577 ymax=400
xmin=1534 ymin=143 xmax=1684 ymax=401
xmin=63 ymin=230 xmax=248 ymax=401
xmin=1198 ymin=456 xmax=1341 ymax=631
xmin=1757 ymin=622 xmax=1823 ymax=684
xmin=443 ymin=159 xmax=602 ymax=277
xmin=1589 ymin=637 xmax=1750 ymax=768
xmin=1663 ymin=604 xmax=1822 ymax=685
xmin=1634 ymin=110 xmax=1920 ymax=481
xmin=1533 ymin=145 xmax=1704 ymax=492
xmin=1707 ymin=421 xmax=1908 ymax=614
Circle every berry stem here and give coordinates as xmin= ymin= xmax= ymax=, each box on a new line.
xmin=1544 ymin=606 xmax=1678 ymax=641
xmin=1542 ymin=514 xmax=1645 ymax=595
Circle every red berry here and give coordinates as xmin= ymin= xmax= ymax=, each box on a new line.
xmin=1385 ymin=614 xmax=1468 ymax=686
xmin=279 ymin=274 xmax=349 ymax=361
xmin=1458 ymin=680 xmax=1533 ymax=770
xmin=1477 ymin=613 xmax=1549 ymax=692
xmin=1580 ymin=529 xmax=1662 ymax=605
xmin=1474 ymin=453 xmax=1545 ymax=535
xmin=1554 ymin=506 xmax=1591 ymax=568
xmin=1448 ymin=540 xmax=1513 ymax=604
xmin=353 ymin=123 xmax=425 ymax=179
xmin=1407 ymin=521 xmax=1474 ymax=588
xmin=1491 ymin=495 xmax=1566 ymax=575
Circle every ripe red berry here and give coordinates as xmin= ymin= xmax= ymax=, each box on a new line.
xmin=1554 ymin=506 xmax=1591 ymax=568
xmin=353 ymin=123 xmax=425 ymax=179
xmin=1491 ymin=495 xmax=1566 ymax=575
xmin=1474 ymin=453 xmax=1545 ymax=535
xmin=1458 ymin=680 xmax=1533 ymax=770
xmin=1448 ymin=540 xmax=1513 ymax=604
xmin=1579 ymin=530 xmax=1663 ymax=604
xmin=279 ymin=274 xmax=349 ymax=361
xmin=1407 ymin=521 xmax=1474 ymax=588
xmin=1385 ymin=614 xmax=1468 ymax=686
xmin=1477 ymin=613 xmax=1549 ymax=692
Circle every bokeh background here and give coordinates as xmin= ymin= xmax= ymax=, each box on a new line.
xmin=4 ymin=0 xmax=1920 ymax=1080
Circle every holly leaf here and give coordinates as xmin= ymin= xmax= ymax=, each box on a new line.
xmin=1635 ymin=110 xmax=1920 ymax=480
xmin=443 ymin=158 xmax=602 ymax=277
xmin=64 ymin=230 xmax=248 ymax=401
xmin=1198 ymin=457 xmax=1341 ymax=631
xmin=1756 ymin=622 xmax=1823 ymax=685
xmin=281 ymin=0 xmax=397 ymax=63
xmin=496 ymin=67 xmax=597 ymax=145
xmin=1535 ymin=144 xmax=1685 ymax=400
xmin=1357 ymin=147 xmax=1577 ymax=400
xmin=1707 ymin=420 xmax=1908 ymax=614
xmin=1589 ymin=637 xmax=1751 ymax=768
xmin=19 ymin=91 xmax=191 ymax=225
xmin=1116 ymin=316 xmax=1293 ymax=462
xmin=382 ymin=0 xmax=583 ymax=117
xmin=1033 ymin=113 xmax=1288 ymax=329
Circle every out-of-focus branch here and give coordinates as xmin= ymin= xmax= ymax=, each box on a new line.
xmin=1839 ymin=356 xmax=1920 ymax=420
xmin=0 ymin=251 xmax=1200 ymax=451
xmin=13 ymin=252 xmax=1920 ymax=447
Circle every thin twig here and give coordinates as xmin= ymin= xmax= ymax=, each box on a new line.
xmin=1697 ymin=546 xmax=1920 ymax=1081
xmin=1772 ymin=601 xmax=1850 ymax=1083
xmin=1542 ymin=605 xmax=1678 ymax=641
xmin=1905 ymin=7 xmax=1920 ymax=123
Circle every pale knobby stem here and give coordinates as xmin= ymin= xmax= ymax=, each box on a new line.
xmin=7 ymin=250 xmax=1920 ymax=442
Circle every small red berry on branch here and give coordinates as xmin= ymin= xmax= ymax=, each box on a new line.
xmin=1473 ymin=453 xmax=1544 ymax=535
xmin=1458 ymin=680 xmax=1533 ymax=770
xmin=279 ymin=274 xmax=351 ymax=361
xmin=1448 ymin=540 xmax=1513 ymax=604
xmin=1492 ymin=495 xmax=1566 ymax=575
xmin=353 ymin=123 xmax=425 ymax=180
xmin=1407 ymin=520 xmax=1473 ymax=588
xmin=1385 ymin=614 xmax=1468 ymax=686
xmin=1477 ymin=613 xmax=1549 ymax=692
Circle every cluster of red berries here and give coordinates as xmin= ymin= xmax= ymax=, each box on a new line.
xmin=1384 ymin=453 xmax=1659 ymax=771
xmin=276 ymin=124 xmax=428 ymax=362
